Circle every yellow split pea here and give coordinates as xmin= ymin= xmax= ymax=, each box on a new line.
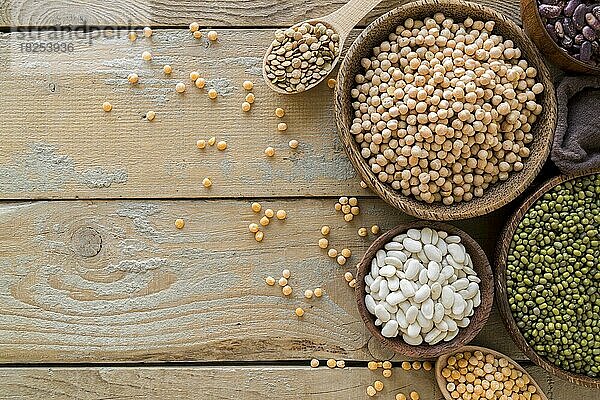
xmin=243 ymin=80 xmax=254 ymax=90
xmin=264 ymin=147 xmax=275 ymax=157
xmin=313 ymin=288 xmax=323 ymax=297
xmin=102 ymin=102 xmax=112 ymax=112
xmin=207 ymin=30 xmax=218 ymax=41
xmin=163 ymin=65 xmax=173 ymax=74
xmin=295 ymin=307 xmax=304 ymax=317
xmin=189 ymin=22 xmax=200 ymax=32
xmin=195 ymin=78 xmax=206 ymax=89
xmin=318 ymin=238 xmax=329 ymax=249
xmin=175 ymin=82 xmax=186 ymax=93
xmin=265 ymin=276 xmax=275 ymax=285
xmin=216 ymin=141 xmax=227 ymax=151
xmin=174 ymin=218 xmax=185 ymax=229
xmin=282 ymin=285 xmax=292 ymax=296
xmin=190 ymin=71 xmax=200 ymax=81
xmin=142 ymin=51 xmax=152 ymax=61
xmin=208 ymin=89 xmax=218 ymax=99
xmin=202 ymin=177 xmax=212 ymax=188
xmin=276 ymin=210 xmax=287 ymax=220
xmin=145 ymin=111 xmax=156 ymax=121
xmin=251 ymin=202 xmax=262 ymax=213
xmin=127 ymin=73 xmax=139 ymax=84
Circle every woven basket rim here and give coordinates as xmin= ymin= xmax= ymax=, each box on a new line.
xmin=334 ymin=0 xmax=557 ymax=221
xmin=494 ymin=168 xmax=600 ymax=388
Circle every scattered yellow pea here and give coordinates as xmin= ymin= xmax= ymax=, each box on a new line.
xmin=163 ymin=65 xmax=173 ymax=74
xmin=366 ymin=386 xmax=377 ymax=397
xmin=278 ymin=277 xmax=287 ymax=287
xmin=294 ymin=307 xmax=304 ymax=317
xmin=190 ymin=71 xmax=200 ymax=81
xmin=412 ymin=361 xmax=421 ymax=370
xmin=243 ymin=80 xmax=254 ymax=90
xmin=208 ymin=89 xmax=218 ymax=99
xmin=368 ymin=361 xmax=378 ymax=370
xmin=339 ymin=197 xmax=349 ymax=205
xmin=336 ymin=360 xmax=345 ymax=368
xmin=304 ymin=289 xmax=313 ymax=299
xmin=374 ymin=380 xmax=384 ymax=391
xmin=344 ymin=272 xmax=354 ymax=282
xmin=349 ymin=197 xmax=358 ymax=206
xmin=327 ymin=248 xmax=338 ymax=258
xmin=275 ymin=108 xmax=285 ymax=118
xmin=128 ymin=32 xmax=137 ymax=42
xmin=195 ymin=78 xmax=206 ymax=88
xmin=248 ymin=223 xmax=259 ymax=233
xmin=255 ymin=231 xmax=264 ymax=242
xmin=382 ymin=361 xmax=392 ymax=369
xmin=193 ymin=30 xmax=202 ymax=39
xmin=383 ymin=369 xmax=392 ymax=378
xmin=321 ymin=226 xmax=330 ymax=235
xmin=334 ymin=203 xmax=342 ymax=211
xmin=142 ymin=51 xmax=152 ymax=61
xmin=143 ymin=26 xmax=152 ymax=37
xmin=102 ymin=102 xmax=112 ymax=112
xmin=245 ymin=93 xmax=255 ymax=103
xmin=288 ymin=139 xmax=299 ymax=149
xmin=351 ymin=206 xmax=360 ymax=215
xmin=401 ymin=361 xmax=411 ymax=371
xmin=265 ymin=276 xmax=275 ymax=286
xmin=396 ymin=394 xmax=407 ymax=400
xmin=327 ymin=78 xmax=336 ymax=88
xmin=313 ymin=287 xmax=323 ymax=297
xmin=336 ymin=255 xmax=347 ymax=265
xmin=282 ymin=285 xmax=293 ymax=296
xmin=410 ymin=391 xmax=420 ymax=400
xmin=277 ymin=122 xmax=287 ymax=132
xmin=189 ymin=22 xmax=200 ymax=32
xmin=341 ymin=248 xmax=351 ymax=258
xmin=260 ymin=216 xmax=270 ymax=226
xmin=310 ymin=359 xmax=319 ymax=368
xmin=344 ymin=214 xmax=354 ymax=222
xmin=251 ymin=202 xmax=261 ymax=213
xmin=175 ymin=218 xmax=185 ymax=229
xmin=196 ymin=139 xmax=206 ymax=149
xmin=318 ymin=238 xmax=329 ymax=249
xmin=127 ymin=73 xmax=139 ymax=84
xmin=327 ymin=359 xmax=336 ymax=368
xmin=371 ymin=225 xmax=380 ymax=234
xmin=146 ymin=111 xmax=156 ymax=121
xmin=264 ymin=209 xmax=274 ymax=218
xmin=358 ymin=227 xmax=368 ymax=237
xmin=276 ymin=210 xmax=287 ymax=220
xmin=282 ymin=269 xmax=291 ymax=279
xmin=202 ymin=177 xmax=212 ymax=188
xmin=264 ymin=147 xmax=275 ymax=157
xmin=423 ymin=361 xmax=432 ymax=371
xmin=242 ymin=102 xmax=251 ymax=112
xmin=208 ymin=137 xmax=216 ymax=146
xmin=207 ymin=30 xmax=218 ymax=41
xmin=175 ymin=82 xmax=186 ymax=93
xmin=349 ymin=279 xmax=356 ymax=288
xmin=216 ymin=141 xmax=227 ymax=151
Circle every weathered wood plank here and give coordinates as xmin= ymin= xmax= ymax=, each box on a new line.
xmin=0 ymin=0 xmax=521 ymax=28
xmin=0 ymin=198 xmax=520 ymax=363
xmin=0 ymin=365 xmax=594 ymax=400
xmin=0 ymin=28 xmax=365 ymax=199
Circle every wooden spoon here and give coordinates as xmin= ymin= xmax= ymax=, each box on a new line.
xmin=262 ymin=0 xmax=383 ymax=94
xmin=435 ymin=345 xmax=549 ymax=400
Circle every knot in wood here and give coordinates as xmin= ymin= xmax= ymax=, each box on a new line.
xmin=71 ymin=227 xmax=102 ymax=257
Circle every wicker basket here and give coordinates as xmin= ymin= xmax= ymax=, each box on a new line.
xmin=495 ymin=169 xmax=600 ymax=388
xmin=335 ymin=0 xmax=557 ymax=221
xmin=355 ymin=220 xmax=494 ymax=358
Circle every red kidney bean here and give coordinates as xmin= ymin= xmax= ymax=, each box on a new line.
xmin=583 ymin=25 xmax=597 ymax=40
xmin=586 ymin=12 xmax=600 ymax=31
xmin=581 ymin=40 xmax=592 ymax=61
xmin=539 ymin=4 xmax=563 ymax=18
xmin=564 ymin=0 xmax=580 ymax=17
xmin=574 ymin=4 xmax=588 ymax=30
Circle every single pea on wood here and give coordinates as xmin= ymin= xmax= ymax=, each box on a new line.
xmin=506 ymin=173 xmax=600 ymax=377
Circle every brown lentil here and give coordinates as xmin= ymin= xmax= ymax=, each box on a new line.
xmin=265 ymin=22 xmax=340 ymax=93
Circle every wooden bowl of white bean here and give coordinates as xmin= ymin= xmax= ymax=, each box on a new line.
xmin=355 ymin=220 xmax=494 ymax=358
xmin=334 ymin=0 xmax=557 ymax=221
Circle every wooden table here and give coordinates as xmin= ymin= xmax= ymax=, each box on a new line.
xmin=0 ymin=0 xmax=596 ymax=398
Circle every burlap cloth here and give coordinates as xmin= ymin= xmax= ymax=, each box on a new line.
xmin=551 ymin=76 xmax=600 ymax=174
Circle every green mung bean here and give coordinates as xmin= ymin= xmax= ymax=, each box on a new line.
xmin=506 ymin=173 xmax=599 ymax=377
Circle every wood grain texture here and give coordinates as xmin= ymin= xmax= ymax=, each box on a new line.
xmin=0 ymin=0 xmax=522 ymax=28
xmin=0 ymin=365 xmax=595 ymax=400
xmin=0 ymin=198 xmax=516 ymax=363
xmin=0 ymin=29 xmax=364 ymax=199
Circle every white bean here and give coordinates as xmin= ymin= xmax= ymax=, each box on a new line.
xmin=414 ymin=284 xmax=431 ymax=303
xmin=403 ymin=333 xmax=423 ymax=345
xmin=379 ymin=265 xmax=397 ymax=277
xmin=365 ymin=295 xmax=377 ymax=314
xmin=406 ymin=305 xmax=418 ymax=324
xmin=384 ymin=256 xmax=404 ymax=268
xmin=400 ymin=279 xmax=415 ymax=297
xmin=376 ymin=249 xmax=386 ymax=267
xmin=402 ymin=237 xmax=422 ymax=253
xmin=386 ymin=291 xmax=406 ymax=306
xmin=421 ymin=298 xmax=434 ymax=319
xmin=387 ymin=275 xmax=400 ymax=291
xmin=384 ymin=241 xmax=404 ymax=251
xmin=374 ymin=304 xmax=391 ymax=322
xmin=424 ymin=244 xmax=443 ymax=262
xmin=405 ymin=259 xmax=422 ymax=280
xmin=381 ymin=319 xmax=399 ymax=337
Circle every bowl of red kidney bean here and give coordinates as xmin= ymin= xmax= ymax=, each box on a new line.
xmin=521 ymin=0 xmax=600 ymax=74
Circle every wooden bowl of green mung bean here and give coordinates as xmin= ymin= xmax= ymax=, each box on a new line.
xmin=495 ymin=169 xmax=600 ymax=388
